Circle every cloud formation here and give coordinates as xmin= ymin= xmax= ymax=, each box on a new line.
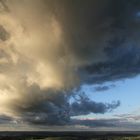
xmin=0 ymin=0 xmax=140 ymax=125
xmin=70 ymin=93 xmax=120 ymax=116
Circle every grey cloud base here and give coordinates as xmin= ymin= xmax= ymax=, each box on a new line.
xmin=13 ymin=85 xmax=120 ymax=125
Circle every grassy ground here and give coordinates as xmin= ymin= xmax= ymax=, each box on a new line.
xmin=1 ymin=136 xmax=140 ymax=140
xmin=27 ymin=136 xmax=140 ymax=140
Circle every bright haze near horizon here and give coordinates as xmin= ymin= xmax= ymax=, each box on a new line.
xmin=0 ymin=0 xmax=140 ymax=131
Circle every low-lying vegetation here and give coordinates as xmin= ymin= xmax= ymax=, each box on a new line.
xmin=25 ymin=136 xmax=140 ymax=140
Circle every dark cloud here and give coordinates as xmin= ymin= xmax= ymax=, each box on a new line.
xmin=70 ymin=93 xmax=120 ymax=116
xmin=51 ymin=0 xmax=140 ymax=84
xmin=81 ymin=42 xmax=140 ymax=84
xmin=94 ymin=86 xmax=110 ymax=92
xmin=0 ymin=114 xmax=13 ymax=123
xmin=94 ymin=84 xmax=116 ymax=92
xmin=11 ymin=85 xmax=120 ymax=125
xmin=1 ymin=0 xmax=140 ymax=126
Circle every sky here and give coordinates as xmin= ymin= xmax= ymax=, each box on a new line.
xmin=0 ymin=0 xmax=140 ymax=131
xmin=74 ymin=76 xmax=140 ymax=118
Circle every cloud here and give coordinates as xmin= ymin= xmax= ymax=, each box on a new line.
xmin=0 ymin=114 xmax=13 ymax=123
xmin=71 ymin=119 xmax=119 ymax=127
xmin=0 ymin=25 xmax=10 ymax=41
xmin=94 ymin=86 xmax=110 ymax=92
xmin=0 ymin=0 xmax=140 ymax=125
xmin=81 ymin=44 xmax=140 ymax=84
xmin=6 ymin=86 xmax=120 ymax=125
xmin=71 ymin=118 xmax=140 ymax=129
xmin=70 ymin=93 xmax=120 ymax=116
xmin=114 ymin=113 xmax=140 ymax=121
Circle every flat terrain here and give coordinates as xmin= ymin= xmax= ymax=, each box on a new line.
xmin=0 ymin=131 xmax=140 ymax=140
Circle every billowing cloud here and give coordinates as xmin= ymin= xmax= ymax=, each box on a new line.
xmin=70 ymin=93 xmax=120 ymax=116
xmin=0 ymin=0 xmax=140 ymax=125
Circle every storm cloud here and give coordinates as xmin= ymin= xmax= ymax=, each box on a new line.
xmin=0 ymin=0 xmax=140 ymax=125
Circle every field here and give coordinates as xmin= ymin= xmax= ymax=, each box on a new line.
xmin=27 ymin=136 xmax=140 ymax=140
xmin=0 ymin=131 xmax=140 ymax=140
